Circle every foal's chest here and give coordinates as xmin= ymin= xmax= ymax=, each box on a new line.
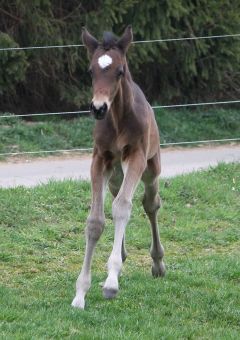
xmin=94 ymin=117 xmax=145 ymax=153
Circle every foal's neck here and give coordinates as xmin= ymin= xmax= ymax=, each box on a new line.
xmin=111 ymin=62 xmax=134 ymax=131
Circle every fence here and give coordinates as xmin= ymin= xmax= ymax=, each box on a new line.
xmin=1 ymin=33 xmax=240 ymax=156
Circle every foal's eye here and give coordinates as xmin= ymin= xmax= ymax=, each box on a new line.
xmin=117 ymin=67 xmax=124 ymax=78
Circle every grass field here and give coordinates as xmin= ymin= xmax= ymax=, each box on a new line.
xmin=0 ymin=163 xmax=239 ymax=339
xmin=0 ymin=108 xmax=239 ymax=158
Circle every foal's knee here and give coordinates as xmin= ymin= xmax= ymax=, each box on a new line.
xmin=86 ymin=217 xmax=105 ymax=241
xmin=142 ymin=193 xmax=161 ymax=214
xmin=112 ymin=196 xmax=132 ymax=222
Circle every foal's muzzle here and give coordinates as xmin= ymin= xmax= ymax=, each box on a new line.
xmin=90 ymin=102 xmax=108 ymax=120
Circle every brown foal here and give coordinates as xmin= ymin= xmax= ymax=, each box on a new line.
xmin=72 ymin=26 xmax=165 ymax=309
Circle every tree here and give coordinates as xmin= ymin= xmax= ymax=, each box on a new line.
xmin=0 ymin=0 xmax=239 ymax=114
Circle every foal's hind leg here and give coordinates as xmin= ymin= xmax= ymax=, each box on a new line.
xmin=142 ymin=154 xmax=165 ymax=277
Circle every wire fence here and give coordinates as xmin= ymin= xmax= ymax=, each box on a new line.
xmin=0 ymin=32 xmax=239 ymax=156
xmin=1 ymin=100 xmax=240 ymax=119
xmin=0 ymin=33 xmax=240 ymax=52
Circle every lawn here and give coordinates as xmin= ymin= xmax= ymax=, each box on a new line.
xmin=0 ymin=163 xmax=240 ymax=339
xmin=0 ymin=108 xmax=239 ymax=158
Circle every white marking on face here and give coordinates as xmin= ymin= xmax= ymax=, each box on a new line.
xmin=92 ymin=97 xmax=111 ymax=110
xmin=98 ymin=54 xmax=113 ymax=69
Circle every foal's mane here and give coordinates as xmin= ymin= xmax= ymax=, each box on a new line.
xmin=102 ymin=31 xmax=118 ymax=50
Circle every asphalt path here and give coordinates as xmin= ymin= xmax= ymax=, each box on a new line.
xmin=0 ymin=145 xmax=239 ymax=188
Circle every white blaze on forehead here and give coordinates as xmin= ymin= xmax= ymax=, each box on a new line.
xmin=98 ymin=54 xmax=113 ymax=69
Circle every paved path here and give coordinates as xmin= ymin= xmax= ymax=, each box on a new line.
xmin=0 ymin=145 xmax=239 ymax=188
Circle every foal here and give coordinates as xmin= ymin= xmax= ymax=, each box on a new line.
xmin=72 ymin=26 xmax=165 ymax=309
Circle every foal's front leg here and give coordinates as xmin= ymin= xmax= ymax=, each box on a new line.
xmin=72 ymin=153 xmax=110 ymax=309
xmin=103 ymin=152 xmax=146 ymax=299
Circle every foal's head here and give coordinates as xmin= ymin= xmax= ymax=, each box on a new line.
xmin=82 ymin=26 xmax=133 ymax=120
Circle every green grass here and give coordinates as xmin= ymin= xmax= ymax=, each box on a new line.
xmin=0 ymin=108 xmax=239 ymax=158
xmin=0 ymin=163 xmax=240 ymax=339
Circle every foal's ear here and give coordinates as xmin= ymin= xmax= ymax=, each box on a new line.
xmin=117 ymin=25 xmax=133 ymax=54
xmin=82 ymin=27 xmax=99 ymax=57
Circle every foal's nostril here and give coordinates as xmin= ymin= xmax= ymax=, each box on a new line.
xmin=90 ymin=102 xmax=97 ymax=115
xmin=100 ymin=102 xmax=108 ymax=114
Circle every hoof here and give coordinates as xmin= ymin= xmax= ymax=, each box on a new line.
xmin=152 ymin=261 xmax=166 ymax=278
xmin=71 ymin=296 xmax=85 ymax=309
xmin=103 ymin=286 xmax=118 ymax=299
